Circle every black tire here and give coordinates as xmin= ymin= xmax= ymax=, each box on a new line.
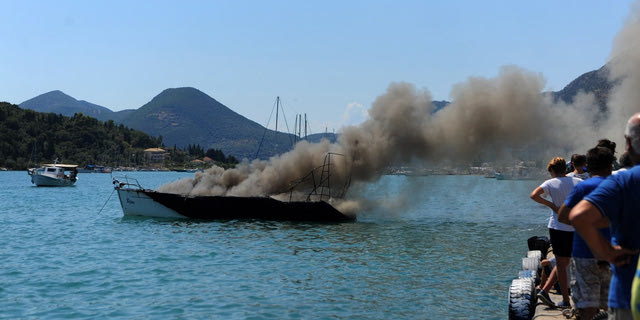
xmin=508 ymin=278 xmax=535 ymax=320
xmin=527 ymin=236 xmax=550 ymax=259
xmin=522 ymin=257 xmax=540 ymax=271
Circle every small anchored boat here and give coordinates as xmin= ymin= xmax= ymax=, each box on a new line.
xmin=112 ymin=177 xmax=354 ymax=222
xmin=28 ymin=162 xmax=79 ymax=187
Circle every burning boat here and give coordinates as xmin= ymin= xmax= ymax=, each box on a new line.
xmin=112 ymin=153 xmax=355 ymax=222
xmin=113 ymin=178 xmax=353 ymax=221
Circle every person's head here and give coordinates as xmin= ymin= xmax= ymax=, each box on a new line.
xmin=618 ymin=151 xmax=634 ymax=168
xmin=586 ymin=147 xmax=614 ymax=176
xmin=565 ymin=160 xmax=574 ymax=174
xmin=570 ymin=154 xmax=586 ymax=172
xmin=597 ymin=139 xmax=616 ymax=155
xmin=546 ymin=157 xmax=566 ymax=176
xmin=625 ymin=113 xmax=640 ymax=162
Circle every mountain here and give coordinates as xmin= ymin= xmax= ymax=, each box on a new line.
xmin=17 ymin=88 xmax=303 ymax=159
xmin=432 ymin=100 xmax=450 ymax=113
xmin=20 ymin=90 xmax=115 ymax=120
xmin=551 ymin=64 xmax=616 ymax=112
xmin=117 ymin=87 xmax=299 ymax=160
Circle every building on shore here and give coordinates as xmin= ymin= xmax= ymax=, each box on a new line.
xmin=144 ymin=148 xmax=168 ymax=167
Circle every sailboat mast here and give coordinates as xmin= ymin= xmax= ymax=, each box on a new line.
xmin=294 ymin=113 xmax=298 ymax=143
xmin=275 ymin=96 xmax=280 ymax=133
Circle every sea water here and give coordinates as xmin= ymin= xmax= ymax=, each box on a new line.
xmin=0 ymin=171 xmax=548 ymax=319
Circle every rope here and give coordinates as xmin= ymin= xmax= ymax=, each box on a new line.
xmin=255 ymin=98 xmax=278 ymax=159
xmin=98 ymin=188 xmax=116 ymax=215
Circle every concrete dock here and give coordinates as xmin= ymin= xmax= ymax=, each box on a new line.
xmin=532 ymin=290 xmax=572 ymax=319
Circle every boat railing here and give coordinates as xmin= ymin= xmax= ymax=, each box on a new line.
xmin=112 ymin=176 xmax=144 ymax=190
xmin=286 ymin=153 xmax=351 ymax=202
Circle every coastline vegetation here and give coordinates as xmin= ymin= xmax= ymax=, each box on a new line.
xmin=0 ymin=102 xmax=237 ymax=170
xmin=166 ymin=144 xmax=239 ymax=170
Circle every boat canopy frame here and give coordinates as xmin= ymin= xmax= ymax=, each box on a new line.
xmin=286 ymin=152 xmax=351 ymax=202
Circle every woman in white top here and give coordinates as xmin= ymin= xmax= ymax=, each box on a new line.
xmin=530 ymin=157 xmax=582 ymax=308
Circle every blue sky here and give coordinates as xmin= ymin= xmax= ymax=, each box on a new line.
xmin=0 ymin=1 xmax=635 ymax=133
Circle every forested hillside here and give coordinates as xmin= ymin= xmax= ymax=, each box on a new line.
xmin=0 ymin=102 xmax=162 ymax=169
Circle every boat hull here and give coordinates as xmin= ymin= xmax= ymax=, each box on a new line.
xmin=31 ymin=173 xmax=76 ymax=187
xmin=116 ymin=188 xmax=185 ymax=218
xmin=115 ymin=187 xmax=355 ymax=222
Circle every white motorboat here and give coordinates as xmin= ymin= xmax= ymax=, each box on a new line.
xmin=28 ymin=163 xmax=79 ymax=187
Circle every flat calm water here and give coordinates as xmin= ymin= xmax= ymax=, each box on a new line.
xmin=0 ymin=171 xmax=548 ymax=319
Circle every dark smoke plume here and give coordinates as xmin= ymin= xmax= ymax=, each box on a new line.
xmin=605 ymin=1 xmax=640 ymax=144
xmin=158 ymin=3 xmax=640 ymax=216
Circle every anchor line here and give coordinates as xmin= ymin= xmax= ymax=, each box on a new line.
xmin=98 ymin=188 xmax=116 ymax=215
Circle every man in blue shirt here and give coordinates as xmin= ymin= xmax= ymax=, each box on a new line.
xmin=570 ymin=113 xmax=640 ymax=320
xmin=557 ymin=146 xmax=613 ymax=319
